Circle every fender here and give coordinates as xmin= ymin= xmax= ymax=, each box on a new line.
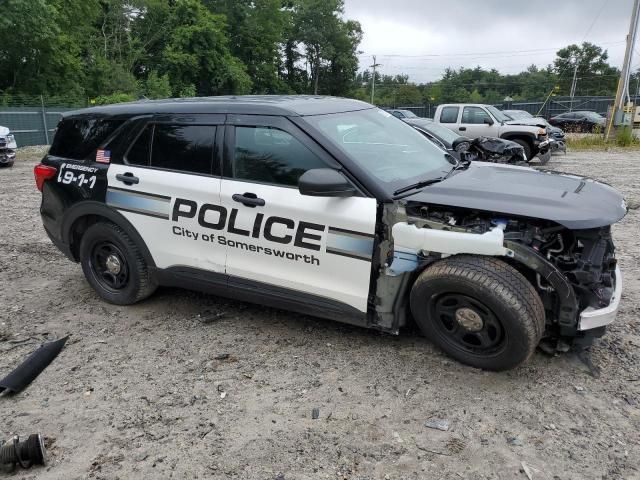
xmin=504 ymin=240 xmax=579 ymax=330
xmin=60 ymin=200 xmax=156 ymax=267
xmin=499 ymin=131 xmax=537 ymax=144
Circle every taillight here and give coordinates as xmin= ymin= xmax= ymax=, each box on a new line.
xmin=34 ymin=164 xmax=57 ymax=192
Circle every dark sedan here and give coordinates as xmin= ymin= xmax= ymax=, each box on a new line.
xmin=548 ymin=111 xmax=606 ymax=133
xmin=403 ymin=118 xmax=470 ymax=158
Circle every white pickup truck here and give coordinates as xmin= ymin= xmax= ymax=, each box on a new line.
xmin=433 ymin=104 xmax=551 ymax=162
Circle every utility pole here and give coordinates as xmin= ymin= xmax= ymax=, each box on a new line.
xmin=370 ymin=55 xmax=382 ymax=104
xmin=606 ymin=0 xmax=640 ymax=140
xmin=569 ymin=56 xmax=579 ymax=111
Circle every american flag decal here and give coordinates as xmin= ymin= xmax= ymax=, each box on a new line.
xmin=96 ymin=149 xmax=111 ymax=164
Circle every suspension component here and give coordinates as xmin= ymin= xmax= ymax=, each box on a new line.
xmin=0 ymin=434 xmax=46 ymax=472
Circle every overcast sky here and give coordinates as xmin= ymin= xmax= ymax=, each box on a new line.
xmin=343 ymin=0 xmax=637 ymax=83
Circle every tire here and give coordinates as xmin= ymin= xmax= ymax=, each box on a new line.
xmin=511 ymin=139 xmax=532 ymax=161
xmin=79 ymin=222 xmax=157 ymax=305
xmin=410 ymin=255 xmax=545 ymax=371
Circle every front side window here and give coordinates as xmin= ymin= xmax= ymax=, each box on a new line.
xmin=462 ymin=107 xmax=492 ymax=124
xmin=440 ymin=106 xmax=459 ymax=123
xmin=151 ymin=125 xmax=214 ymax=175
xmin=232 ymin=126 xmax=327 ymax=187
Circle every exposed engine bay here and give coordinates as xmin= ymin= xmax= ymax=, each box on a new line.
xmin=375 ymin=201 xmax=618 ymax=341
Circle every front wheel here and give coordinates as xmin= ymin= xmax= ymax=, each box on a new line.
xmin=511 ymin=139 xmax=532 ymax=161
xmin=79 ymin=222 xmax=157 ymax=305
xmin=410 ymin=255 xmax=545 ymax=371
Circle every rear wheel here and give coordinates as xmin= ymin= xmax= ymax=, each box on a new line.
xmin=79 ymin=222 xmax=156 ymax=305
xmin=410 ymin=255 xmax=545 ymax=371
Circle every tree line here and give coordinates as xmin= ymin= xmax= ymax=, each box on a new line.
xmin=353 ymin=42 xmax=638 ymax=107
xmin=1 ymin=3 xmax=636 ymax=108
xmin=0 ymin=0 xmax=362 ymax=104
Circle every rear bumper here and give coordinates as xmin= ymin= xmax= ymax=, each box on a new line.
xmin=578 ymin=265 xmax=623 ymax=331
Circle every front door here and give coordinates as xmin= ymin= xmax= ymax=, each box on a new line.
xmin=219 ymin=116 xmax=377 ymax=313
xmin=107 ymin=115 xmax=225 ymax=272
xmin=459 ymin=106 xmax=498 ymax=138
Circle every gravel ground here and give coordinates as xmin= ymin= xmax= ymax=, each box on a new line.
xmin=1 ymin=148 xmax=639 ymax=480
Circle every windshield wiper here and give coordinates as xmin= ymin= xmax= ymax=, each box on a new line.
xmin=393 ymin=177 xmax=445 ymax=196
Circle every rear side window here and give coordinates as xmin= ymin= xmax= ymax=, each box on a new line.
xmin=126 ymin=124 xmax=215 ymax=175
xmin=126 ymin=125 xmax=152 ymax=166
xmin=151 ymin=125 xmax=215 ymax=175
xmin=49 ymin=118 xmax=123 ymax=160
xmin=440 ymin=107 xmax=459 ymax=123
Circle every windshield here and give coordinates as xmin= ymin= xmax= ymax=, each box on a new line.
xmin=486 ymin=106 xmax=511 ymax=123
xmin=398 ymin=110 xmax=418 ymax=118
xmin=304 ymin=108 xmax=452 ymax=188
xmin=418 ymin=122 xmax=462 ymax=144
xmin=505 ymin=110 xmax=532 ymax=119
xmin=583 ymin=111 xmax=604 ymax=120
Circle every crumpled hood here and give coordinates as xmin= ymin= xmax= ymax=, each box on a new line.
xmin=404 ymin=162 xmax=627 ymax=229
xmin=504 ymin=118 xmax=547 ymax=128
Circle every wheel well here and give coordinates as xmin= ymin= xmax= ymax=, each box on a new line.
xmin=503 ymin=135 xmax=534 ymax=151
xmin=68 ymin=215 xmax=110 ymax=261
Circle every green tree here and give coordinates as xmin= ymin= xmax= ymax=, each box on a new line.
xmin=143 ymin=70 xmax=172 ymax=99
xmin=553 ymin=42 xmax=618 ymax=96
xmin=162 ymin=0 xmax=251 ymax=96
xmin=206 ymin=0 xmax=287 ymax=93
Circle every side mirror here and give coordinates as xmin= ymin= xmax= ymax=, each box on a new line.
xmin=298 ymin=169 xmax=356 ymax=197
xmin=483 ymin=117 xmax=494 ymax=126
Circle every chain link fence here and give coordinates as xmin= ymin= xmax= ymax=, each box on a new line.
xmin=391 ymin=95 xmax=640 ymax=120
xmin=0 ymin=95 xmax=88 ymax=147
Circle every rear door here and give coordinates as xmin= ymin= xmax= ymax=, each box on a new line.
xmin=107 ymin=114 xmax=226 ymax=272
xmin=219 ymin=115 xmax=377 ymax=313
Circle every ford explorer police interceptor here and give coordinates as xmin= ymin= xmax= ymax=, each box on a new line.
xmin=34 ymin=96 xmax=626 ymax=371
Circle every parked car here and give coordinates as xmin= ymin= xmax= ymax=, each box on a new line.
xmin=34 ymin=96 xmax=625 ymax=371
xmin=548 ymin=111 xmax=606 ymax=133
xmin=463 ymin=136 xmax=527 ymax=165
xmin=402 ymin=118 xmax=470 ymax=158
xmin=0 ymin=126 xmax=17 ymax=167
xmin=404 ymin=118 xmax=525 ymax=164
xmin=387 ymin=109 xmax=420 ymax=120
xmin=433 ymin=103 xmax=551 ymax=163
xmin=503 ymin=110 xmax=566 ymax=153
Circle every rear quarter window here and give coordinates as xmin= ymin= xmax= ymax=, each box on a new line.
xmin=440 ymin=107 xmax=459 ymax=124
xmin=49 ymin=118 xmax=124 ymax=160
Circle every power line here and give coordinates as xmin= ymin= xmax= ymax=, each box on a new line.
xmin=356 ymin=40 xmax=625 ymax=60
xmin=582 ymin=0 xmax=611 ymax=41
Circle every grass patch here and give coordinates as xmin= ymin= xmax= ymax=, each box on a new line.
xmin=566 ymin=127 xmax=640 ymax=150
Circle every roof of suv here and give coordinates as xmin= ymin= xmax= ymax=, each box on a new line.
xmin=64 ymin=95 xmax=373 ymax=118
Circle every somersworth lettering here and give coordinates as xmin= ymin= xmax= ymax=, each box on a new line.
xmin=172 ymin=225 xmax=320 ymax=265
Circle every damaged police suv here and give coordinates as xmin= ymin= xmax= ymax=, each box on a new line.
xmin=35 ymin=96 xmax=626 ymax=370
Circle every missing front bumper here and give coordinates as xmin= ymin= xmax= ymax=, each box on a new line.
xmin=578 ymin=265 xmax=623 ymax=331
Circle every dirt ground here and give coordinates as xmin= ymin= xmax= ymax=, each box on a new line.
xmin=1 ymin=147 xmax=639 ymax=480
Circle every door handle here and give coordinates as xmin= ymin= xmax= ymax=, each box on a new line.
xmin=115 ymin=172 xmax=139 ymax=185
xmin=232 ymin=193 xmax=265 ymax=208
xmin=459 ymin=127 xmax=467 ymax=131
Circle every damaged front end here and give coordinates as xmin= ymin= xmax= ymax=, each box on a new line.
xmin=372 ymin=201 xmax=622 ymax=346
xmin=0 ymin=128 xmax=17 ymax=166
